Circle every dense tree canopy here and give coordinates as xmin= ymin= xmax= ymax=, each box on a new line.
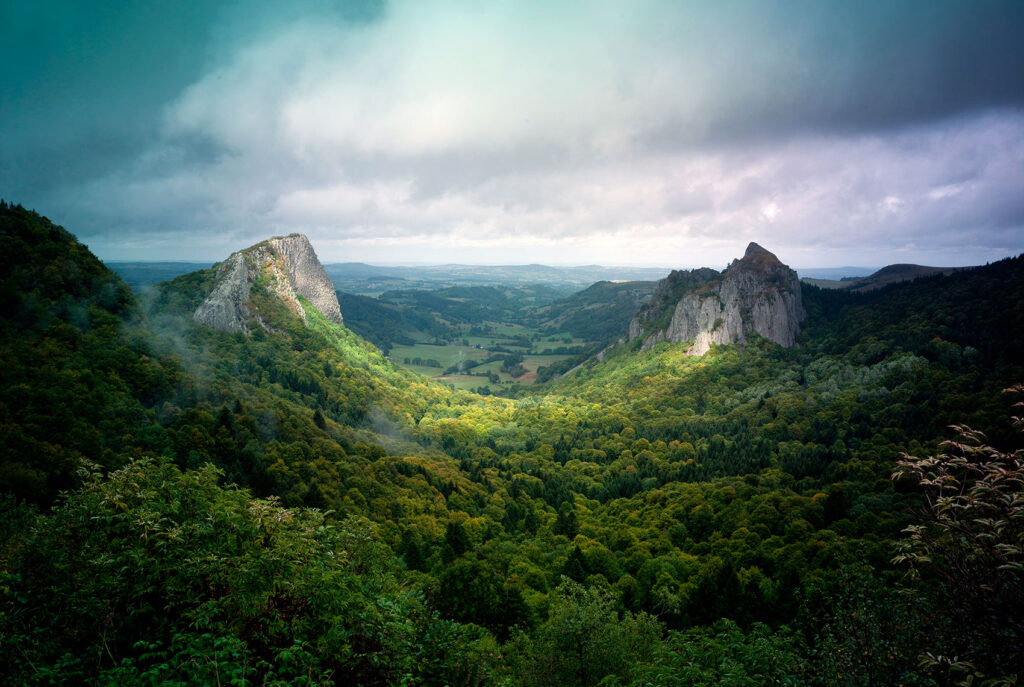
xmin=2 ymin=202 xmax=1022 ymax=685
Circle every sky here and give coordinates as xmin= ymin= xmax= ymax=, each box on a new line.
xmin=2 ymin=0 xmax=1023 ymax=268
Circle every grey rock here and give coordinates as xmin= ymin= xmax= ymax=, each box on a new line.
xmin=634 ymin=242 xmax=804 ymax=356
xmin=193 ymin=253 xmax=252 ymax=333
xmin=265 ymin=235 xmax=343 ymax=325
xmin=628 ymin=317 xmax=642 ymax=340
xmin=193 ymin=234 xmax=342 ymax=333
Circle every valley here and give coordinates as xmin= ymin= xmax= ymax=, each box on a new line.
xmin=2 ymin=203 xmax=1022 ymax=686
xmin=341 ymin=281 xmax=651 ymax=393
xmin=6 ymin=4 xmax=1021 ymax=685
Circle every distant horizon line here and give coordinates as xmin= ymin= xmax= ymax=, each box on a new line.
xmin=102 ymin=258 xmax=890 ymax=271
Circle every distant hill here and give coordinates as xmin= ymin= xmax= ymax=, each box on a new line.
xmin=841 ymin=263 xmax=962 ymax=292
xmin=795 ymin=266 xmax=877 ymax=280
xmin=338 ymin=283 xmax=569 ymax=354
xmin=106 ymin=261 xmax=212 ymax=290
xmin=533 ymin=280 xmax=656 ymax=342
xmin=106 ymin=260 xmax=671 ymax=296
xmin=324 ymin=262 xmax=670 ymax=294
xmin=336 ymin=291 xmax=440 ymax=350
xmin=802 ymin=263 xmax=965 ymax=292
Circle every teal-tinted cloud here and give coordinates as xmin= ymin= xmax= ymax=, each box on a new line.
xmin=2 ymin=0 xmax=1021 ymax=265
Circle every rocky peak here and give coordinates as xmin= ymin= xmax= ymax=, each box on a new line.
xmin=745 ymin=241 xmax=771 ymax=257
xmin=729 ymin=242 xmax=784 ymax=270
xmin=193 ymin=234 xmax=342 ymax=333
xmin=629 ymin=242 xmax=805 ymax=356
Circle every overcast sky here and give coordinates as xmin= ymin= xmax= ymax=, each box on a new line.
xmin=2 ymin=1 xmax=1023 ymax=267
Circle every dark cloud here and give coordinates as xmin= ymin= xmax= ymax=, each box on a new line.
xmin=1 ymin=0 xmax=1021 ymax=265
xmin=641 ymin=0 xmax=1024 ymax=148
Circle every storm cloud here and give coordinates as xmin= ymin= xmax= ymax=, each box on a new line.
xmin=2 ymin=0 xmax=1022 ymax=266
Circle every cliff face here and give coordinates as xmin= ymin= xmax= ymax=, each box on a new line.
xmin=630 ymin=243 xmax=804 ymax=355
xmin=193 ymin=234 xmax=342 ymax=333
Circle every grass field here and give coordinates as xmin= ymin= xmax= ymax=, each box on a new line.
xmin=388 ymin=322 xmax=592 ymax=389
xmin=437 ymin=374 xmax=498 ymax=392
xmin=389 ymin=343 xmax=489 ymax=369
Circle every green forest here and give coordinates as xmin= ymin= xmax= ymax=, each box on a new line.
xmin=1 ymin=202 xmax=1022 ymax=686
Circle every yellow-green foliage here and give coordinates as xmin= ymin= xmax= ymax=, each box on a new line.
xmin=3 ymin=204 xmax=1023 ymax=685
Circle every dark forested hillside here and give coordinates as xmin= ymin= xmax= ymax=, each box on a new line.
xmin=336 ymin=290 xmax=442 ymax=350
xmin=0 ymin=203 xmax=180 ymax=502
xmin=2 ymin=205 xmax=1021 ymax=686
xmin=802 ymin=255 xmax=1024 ymax=369
xmin=531 ymin=280 xmax=656 ymax=342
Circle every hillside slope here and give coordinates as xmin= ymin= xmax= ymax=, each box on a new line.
xmin=2 ymin=206 xmax=1022 ymax=684
xmin=534 ymin=280 xmax=656 ymax=343
xmin=0 ymin=203 xmax=176 ymax=501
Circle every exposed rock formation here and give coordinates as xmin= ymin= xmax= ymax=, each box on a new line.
xmin=192 ymin=252 xmax=253 ymax=333
xmin=629 ymin=242 xmax=804 ymax=355
xmin=194 ymin=234 xmax=342 ymax=333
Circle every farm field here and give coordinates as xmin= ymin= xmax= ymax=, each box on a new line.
xmin=389 ymin=324 xmax=590 ymax=391
xmin=336 ymin=279 xmax=650 ymax=393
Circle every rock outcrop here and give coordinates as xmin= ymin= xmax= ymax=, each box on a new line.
xmin=193 ymin=234 xmax=342 ymax=333
xmin=629 ymin=242 xmax=804 ymax=355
